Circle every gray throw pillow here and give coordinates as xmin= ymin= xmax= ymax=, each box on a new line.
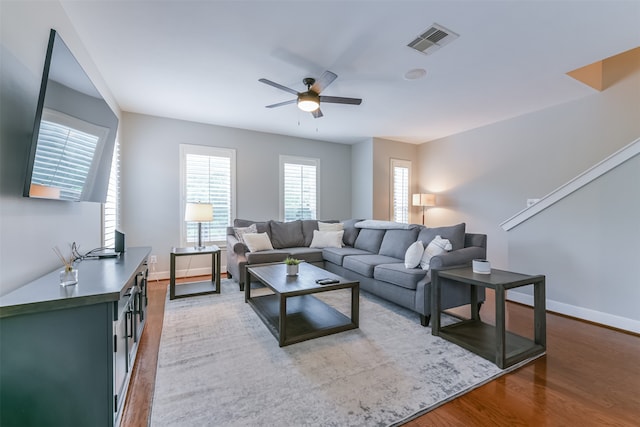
xmin=269 ymin=220 xmax=304 ymax=248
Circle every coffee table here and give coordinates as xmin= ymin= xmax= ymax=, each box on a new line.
xmin=245 ymin=262 xmax=359 ymax=347
xmin=432 ymin=266 xmax=546 ymax=369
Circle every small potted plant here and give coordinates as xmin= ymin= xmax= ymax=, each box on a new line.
xmin=284 ymin=256 xmax=301 ymax=276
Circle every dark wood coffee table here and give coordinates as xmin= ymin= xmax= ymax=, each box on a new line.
xmin=245 ymin=262 xmax=359 ymax=347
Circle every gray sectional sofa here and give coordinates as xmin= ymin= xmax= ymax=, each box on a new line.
xmin=226 ymin=218 xmax=486 ymax=326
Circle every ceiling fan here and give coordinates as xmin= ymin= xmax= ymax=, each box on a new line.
xmin=259 ymin=70 xmax=362 ymax=118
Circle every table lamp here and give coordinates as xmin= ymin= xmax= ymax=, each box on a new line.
xmin=185 ymin=202 xmax=213 ymax=249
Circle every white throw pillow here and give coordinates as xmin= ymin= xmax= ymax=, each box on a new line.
xmin=404 ymin=241 xmax=424 ymax=268
xmin=318 ymin=221 xmax=344 ymax=232
xmin=233 ymin=224 xmax=257 ymax=243
xmin=310 ymin=230 xmax=344 ymax=248
xmin=420 ymin=235 xmax=453 ymax=270
xmin=243 ymin=232 xmax=274 ymax=252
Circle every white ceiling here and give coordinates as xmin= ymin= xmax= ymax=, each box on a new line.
xmin=59 ymin=0 xmax=640 ymax=144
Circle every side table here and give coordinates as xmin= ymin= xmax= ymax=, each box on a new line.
xmin=432 ymin=266 xmax=546 ymax=369
xmin=170 ymin=245 xmax=221 ymax=300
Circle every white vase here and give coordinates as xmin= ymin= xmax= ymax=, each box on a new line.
xmin=286 ymin=264 xmax=299 ymax=276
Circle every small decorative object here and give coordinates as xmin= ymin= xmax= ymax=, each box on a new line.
xmin=54 ymin=246 xmax=78 ymax=286
xmin=284 ymin=256 xmax=301 ymax=275
xmin=472 ymin=259 xmax=491 ymax=274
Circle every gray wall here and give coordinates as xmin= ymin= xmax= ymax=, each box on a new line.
xmin=417 ymin=58 xmax=640 ymax=329
xmin=508 ymin=152 xmax=640 ymax=332
xmin=0 ymin=1 xmax=119 ymax=294
xmin=351 ymin=139 xmax=373 ymax=220
xmin=120 ymin=112 xmax=352 ymax=278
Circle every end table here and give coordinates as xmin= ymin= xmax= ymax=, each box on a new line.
xmin=170 ymin=245 xmax=221 ymax=299
xmin=432 ymin=266 xmax=546 ymax=369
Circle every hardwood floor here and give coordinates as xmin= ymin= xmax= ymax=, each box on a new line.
xmin=122 ymin=277 xmax=640 ymax=426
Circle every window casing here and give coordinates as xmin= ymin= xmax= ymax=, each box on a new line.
xmin=103 ymin=139 xmax=120 ymax=248
xmin=280 ymin=155 xmax=319 ymax=221
xmin=390 ymin=159 xmax=411 ymax=223
xmin=180 ymin=144 xmax=236 ymax=245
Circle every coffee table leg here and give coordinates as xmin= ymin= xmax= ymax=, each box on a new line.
xmin=279 ymin=295 xmax=287 ymax=347
xmin=351 ymin=285 xmax=360 ymax=327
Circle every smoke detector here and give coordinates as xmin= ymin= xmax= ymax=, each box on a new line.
xmin=407 ymin=23 xmax=459 ymax=55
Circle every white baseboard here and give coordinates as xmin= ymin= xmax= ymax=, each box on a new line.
xmin=507 ymin=291 xmax=640 ymax=334
xmin=148 ymin=265 xmax=227 ymax=282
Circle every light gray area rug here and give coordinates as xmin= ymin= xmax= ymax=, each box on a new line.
xmin=151 ymin=280 xmax=519 ymax=426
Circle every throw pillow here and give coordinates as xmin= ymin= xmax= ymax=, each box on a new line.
xmin=404 ymin=241 xmax=424 ymax=268
xmin=309 ymin=230 xmax=344 ymax=248
xmin=243 ymin=232 xmax=274 ymax=252
xmin=233 ymin=224 xmax=257 ymax=243
xmin=318 ymin=221 xmax=344 ymax=232
xmin=268 ymin=220 xmax=304 ymax=248
xmin=420 ymin=235 xmax=453 ymax=270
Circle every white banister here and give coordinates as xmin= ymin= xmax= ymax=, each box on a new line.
xmin=501 ymin=137 xmax=640 ymax=231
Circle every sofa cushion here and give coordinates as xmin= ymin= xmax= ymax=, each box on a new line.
xmin=343 ymin=254 xmax=402 ymax=278
xmin=322 ymin=247 xmax=371 ymax=266
xmin=378 ymin=228 xmax=420 ymax=259
xmin=269 ymin=220 xmax=304 ymax=249
xmin=233 ymin=219 xmax=270 ymax=235
xmin=301 ymin=220 xmax=319 ymax=246
xmin=287 ymin=247 xmax=324 ymax=263
xmin=374 ymin=263 xmax=427 ymax=290
xmin=418 ymin=222 xmax=466 ymax=251
xmin=245 ymin=250 xmax=290 ymax=264
xmin=318 ymin=221 xmax=343 ymax=231
xmin=341 ymin=219 xmax=362 ymax=247
xmin=353 ymin=228 xmax=386 ymax=253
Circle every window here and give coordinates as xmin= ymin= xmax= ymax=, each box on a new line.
xmin=103 ymin=139 xmax=120 ymax=249
xmin=280 ymin=156 xmax=319 ymax=221
xmin=180 ymin=144 xmax=236 ymax=244
xmin=390 ymin=159 xmax=411 ymax=223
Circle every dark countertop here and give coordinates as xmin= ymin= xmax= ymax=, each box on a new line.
xmin=0 ymin=246 xmax=151 ymax=318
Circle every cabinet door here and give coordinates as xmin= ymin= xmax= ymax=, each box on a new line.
xmin=113 ymin=302 xmax=128 ymax=414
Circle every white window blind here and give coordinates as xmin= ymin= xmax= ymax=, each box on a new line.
xmin=391 ymin=159 xmax=411 ymax=223
xmin=103 ymin=139 xmax=119 ymax=249
xmin=180 ymin=145 xmax=236 ymax=244
xmin=280 ymin=156 xmax=319 ymax=221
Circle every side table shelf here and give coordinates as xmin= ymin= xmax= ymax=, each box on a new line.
xmin=432 ymin=267 xmax=546 ymax=369
xmin=170 ymin=245 xmax=221 ymax=299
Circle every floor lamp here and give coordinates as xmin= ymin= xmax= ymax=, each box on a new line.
xmin=412 ymin=193 xmax=436 ymax=225
xmin=185 ymin=202 xmax=213 ymax=249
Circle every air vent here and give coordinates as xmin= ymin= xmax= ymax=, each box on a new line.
xmin=407 ymin=23 xmax=459 ymax=55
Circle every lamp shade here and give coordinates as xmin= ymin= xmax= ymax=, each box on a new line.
xmin=412 ymin=193 xmax=436 ymax=207
xmin=185 ymin=202 xmax=213 ymax=222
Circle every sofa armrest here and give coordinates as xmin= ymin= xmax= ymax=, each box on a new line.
xmin=226 ymin=234 xmax=249 ymax=255
xmin=429 ymin=246 xmax=486 ymax=270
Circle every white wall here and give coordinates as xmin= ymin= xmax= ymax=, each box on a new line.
xmin=417 ymin=57 xmax=640 ymax=330
xmin=119 ymin=112 xmax=352 ymax=279
xmin=0 ymin=1 xmax=120 ymax=294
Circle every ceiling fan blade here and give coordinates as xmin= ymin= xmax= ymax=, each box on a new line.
xmin=319 ymin=96 xmax=362 ymax=105
xmin=312 ymin=109 xmax=323 ymax=119
xmin=311 ymin=71 xmax=337 ymax=93
xmin=265 ymin=99 xmax=297 ymax=108
xmin=258 ymin=78 xmax=299 ymax=96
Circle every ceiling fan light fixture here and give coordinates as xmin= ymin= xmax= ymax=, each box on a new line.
xmin=297 ymin=91 xmax=320 ymax=112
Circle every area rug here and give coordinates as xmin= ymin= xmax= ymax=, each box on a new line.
xmin=151 ymin=280 xmax=533 ymax=426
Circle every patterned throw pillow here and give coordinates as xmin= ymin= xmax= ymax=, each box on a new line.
xmin=420 ymin=236 xmax=452 ymax=270
xmin=234 ymin=224 xmax=257 ymax=243
xmin=404 ymin=241 xmax=424 ymax=268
